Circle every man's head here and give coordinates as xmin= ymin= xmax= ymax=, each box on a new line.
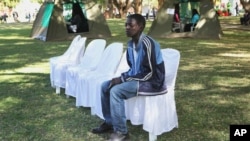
xmin=125 ymin=14 xmax=146 ymax=38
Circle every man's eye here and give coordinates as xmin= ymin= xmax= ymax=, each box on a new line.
xmin=125 ymin=23 xmax=132 ymax=27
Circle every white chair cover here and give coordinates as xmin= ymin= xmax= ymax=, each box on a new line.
xmin=91 ymin=51 xmax=129 ymax=119
xmin=50 ymin=37 xmax=87 ymax=89
xmin=125 ymin=48 xmax=180 ymax=136
xmin=50 ymin=35 xmax=81 ymax=87
xmin=75 ymin=42 xmax=124 ymax=107
xmin=65 ymin=39 xmax=106 ymax=97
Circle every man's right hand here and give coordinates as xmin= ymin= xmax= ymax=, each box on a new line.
xmin=109 ymin=77 xmax=122 ymax=89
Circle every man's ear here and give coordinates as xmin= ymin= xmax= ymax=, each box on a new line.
xmin=139 ymin=24 xmax=144 ymax=31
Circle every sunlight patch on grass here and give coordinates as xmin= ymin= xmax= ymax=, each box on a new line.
xmin=180 ymin=61 xmax=214 ymax=71
xmin=198 ymin=41 xmax=237 ymax=48
xmin=219 ymin=53 xmax=250 ymax=58
xmin=15 ymin=62 xmax=49 ymax=74
xmin=0 ymin=36 xmax=28 ymax=40
xmin=208 ymin=95 xmax=232 ymax=105
xmin=0 ymin=62 xmax=49 ymax=83
xmin=1 ymin=57 xmax=20 ymax=63
xmin=0 ymin=74 xmax=24 ymax=83
xmin=0 ymin=61 xmax=49 ymax=74
xmin=13 ymin=41 xmax=34 ymax=45
xmin=214 ymin=76 xmax=250 ymax=87
xmin=208 ymin=130 xmax=228 ymax=141
xmin=198 ymin=42 xmax=225 ymax=46
xmin=182 ymin=83 xmax=205 ymax=90
xmin=0 ymin=97 xmax=22 ymax=112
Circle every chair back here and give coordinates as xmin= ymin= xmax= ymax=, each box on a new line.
xmin=68 ymin=37 xmax=87 ymax=63
xmin=95 ymin=42 xmax=123 ymax=75
xmin=114 ymin=51 xmax=129 ymax=77
xmin=162 ymin=48 xmax=180 ymax=89
xmin=62 ymin=35 xmax=81 ymax=57
xmin=79 ymin=39 xmax=106 ymax=70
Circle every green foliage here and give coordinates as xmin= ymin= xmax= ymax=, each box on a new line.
xmin=0 ymin=17 xmax=250 ymax=140
xmin=0 ymin=0 xmax=43 ymax=8
xmin=179 ymin=0 xmax=200 ymax=2
xmin=0 ymin=0 xmax=19 ymax=7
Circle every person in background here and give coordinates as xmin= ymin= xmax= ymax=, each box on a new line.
xmin=235 ymin=2 xmax=239 ymax=16
xmin=172 ymin=3 xmax=181 ymax=32
xmin=12 ymin=11 xmax=19 ymax=22
xmin=173 ymin=4 xmax=180 ymax=23
xmin=91 ymin=14 xmax=167 ymax=141
xmin=67 ymin=3 xmax=89 ymax=33
xmin=152 ymin=7 xmax=156 ymax=19
xmin=184 ymin=8 xmax=200 ymax=32
xmin=2 ymin=12 xmax=8 ymax=23
xmin=227 ymin=2 xmax=231 ymax=15
xmin=240 ymin=10 xmax=250 ymax=25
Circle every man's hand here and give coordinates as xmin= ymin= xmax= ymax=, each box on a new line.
xmin=109 ymin=77 xmax=122 ymax=89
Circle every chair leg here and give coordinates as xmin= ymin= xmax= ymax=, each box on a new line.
xmin=149 ymin=132 xmax=157 ymax=141
xmin=91 ymin=107 xmax=95 ymax=115
xmin=56 ymin=87 xmax=60 ymax=94
xmin=190 ymin=26 xmax=193 ymax=32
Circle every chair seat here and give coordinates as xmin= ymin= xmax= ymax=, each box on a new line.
xmin=172 ymin=22 xmax=183 ymax=32
xmin=125 ymin=88 xmax=178 ymax=136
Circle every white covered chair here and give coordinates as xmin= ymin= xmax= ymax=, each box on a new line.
xmin=49 ymin=35 xmax=81 ymax=65
xmin=125 ymin=48 xmax=180 ymax=141
xmin=172 ymin=22 xmax=183 ymax=32
xmin=65 ymin=39 xmax=106 ymax=98
xmin=50 ymin=37 xmax=87 ymax=94
xmin=90 ymin=51 xmax=129 ymax=118
xmin=75 ymin=42 xmax=124 ymax=107
xmin=50 ymin=35 xmax=81 ymax=87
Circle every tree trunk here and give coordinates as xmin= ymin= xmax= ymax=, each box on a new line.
xmin=113 ymin=0 xmax=133 ymax=18
xmin=108 ymin=0 xmax=114 ymax=18
xmin=134 ymin=0 xmax=142 ymax=14
xmin=158 ymin=0 xmax=165 ymax=9
xmin=240 ymin=0 xmax=250 ymax=11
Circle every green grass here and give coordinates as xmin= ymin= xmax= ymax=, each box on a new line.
xmin=0 ymin=17 xmax=250 ymax=141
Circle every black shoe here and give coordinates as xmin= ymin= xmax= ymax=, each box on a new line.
xmin=92 ymin=122 xmax=113 ymax=134
xmin=109 ymin=131 xmax=129 ymax=141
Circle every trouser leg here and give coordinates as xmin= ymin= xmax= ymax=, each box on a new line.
xmin=109 ymin=81 xmax=138 ymax=134
xmin=101 ymin=80 xmax=112 ymax=125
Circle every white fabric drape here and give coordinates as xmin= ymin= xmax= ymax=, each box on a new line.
xmin=75 ymin=42 xmax=124 ymax=107
xmin=50 ymin=35 xmax=81 ymax=87
xmin=50 ymin=37 xmax=87 ymax=89
xmin=91 ymin=52 xmax=129 ymax=119
xmin=65 ymin=39 xmax=106 ymax=97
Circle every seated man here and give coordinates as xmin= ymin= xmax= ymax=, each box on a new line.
xmin=184 ymin=9 xmax=200 ymax=32
xmin=91 ymin=14 xmax=167 ymax=141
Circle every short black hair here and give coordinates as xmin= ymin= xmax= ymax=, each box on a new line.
xmin=127 ymin=14 xmax=146 ymax=30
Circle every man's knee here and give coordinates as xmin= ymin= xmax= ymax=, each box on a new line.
xmin=101 ymin=80 xmax=110 ymax=94
xmin=110 ymin=86 xmax=118 ymax=95
xmin=109 ymin=85 xmax=123 ymax=99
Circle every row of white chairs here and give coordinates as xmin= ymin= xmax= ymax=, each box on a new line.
xmin=49 ymin=35 xmax=180 ymax=141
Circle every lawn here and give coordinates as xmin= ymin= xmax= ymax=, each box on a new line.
xmin=0 ymin=16 xmax=249 ymax=141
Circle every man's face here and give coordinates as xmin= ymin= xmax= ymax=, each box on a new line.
xmin=125 ymin=18 xmax=142 ymax=37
